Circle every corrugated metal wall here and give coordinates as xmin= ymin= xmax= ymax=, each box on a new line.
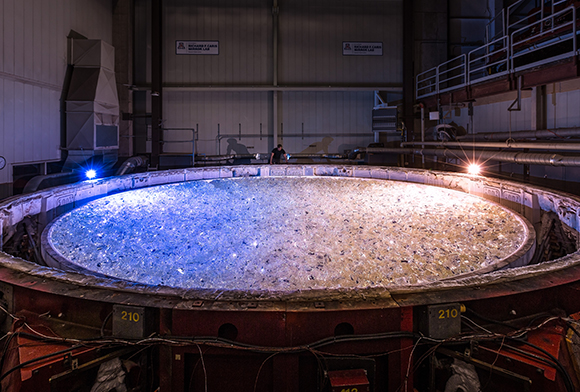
xmin=547 ymin=84 xmax=580 ymax=129
xmin=279 ymin=92 xmax=374 ymax=156
xmin=278 ymin=1 xmax=402 ymax=85
xmin=0 ymin=0 xmax=113 ymax=185
xmin=163 ymin=91 xmax=271 ymax=155
xmin=161 ymin=91 xmax=376 ymax=156
xmin=164 ymin=0 xmax=272 ymax=86
xmin=452 ymin=83 xmax=580 ymax=136
xmin=473 ymin=98 xmax=532 ymax=133
xmin=136 ymin=0 xmax=402 ymax=157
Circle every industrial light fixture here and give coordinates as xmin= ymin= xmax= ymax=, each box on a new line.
xmin=85 ymin=169 xmax=97 ymax=180
xmin=467 ymin=163 xmax=482 ymax=176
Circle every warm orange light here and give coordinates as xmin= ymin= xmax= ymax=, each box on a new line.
xmin=467 ymin=163 xmax=481 ymax=176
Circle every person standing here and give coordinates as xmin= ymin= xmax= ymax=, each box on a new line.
xmin=270 ymin=144 xmax=288 ymax=164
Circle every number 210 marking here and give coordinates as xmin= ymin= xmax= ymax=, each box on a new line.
xmin=121 ymin=311 xmax=140 ymax=322
xmin=438 ymin=308 xmax=458 ymax=319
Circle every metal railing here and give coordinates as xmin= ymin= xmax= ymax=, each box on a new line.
xmin=416 ymin=55 xmax=467 ymax=98
xmin=510 ymin=5 xmax=577 ymax=71
xmin=507 ymin=0 xmax=570 ymax=36
xmin=417 ymin=4 xmax=578 ymax=100
xmin=438 ymin=55 xmax=467 ymax=94
xmin=467 ymin=35 xmax=509 ymax=85
xmin=486 ymin=8 xmax=506 ymax=43
xmin=160 ymin=128 xmax=198 ymax=161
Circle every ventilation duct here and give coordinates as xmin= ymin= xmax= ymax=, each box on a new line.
xmin=65 ymin=39 xmax=119 ymax=170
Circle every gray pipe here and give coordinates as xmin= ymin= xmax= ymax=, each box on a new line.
xmin=457 ymin=127 xmax=580 ymax=141
xmin=401 ymin=141 xmax=580 ymax=151
xmin=115 ymin=156 xmax=149 ymax=176
xmin=415 ymin=149 xmax=580 ymax=166
xmin=22 ymin=172 xmax=82 ymax=194
xmin=350 ymin=147 xmax=580 ymax=166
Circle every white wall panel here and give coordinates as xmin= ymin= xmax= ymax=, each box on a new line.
xmin=547 ymin=89 xmax=580 ymax=129
xmin=0 ymin=0 xmax=113 ymax=185
xmin=279 ymin=0 xmax=403 ymax=85
xmin=148 ymin=1 xmax=397 ymax=158
xmin=14 ymin=82 xmax=26 ymax=162
xmin=280 ymin=91 xmax=374 ymax=155
xmin=15 ymin=1 xmax=25 ymax=78
xmin=163 ymin=91 xmax=272 ymax=156
xmin=453 ymin=88 xmax=580 ymax=145
xmin=162 ymin=90 xmax=373 ymax=157
xmin=473 ymin=98 xmax=532 ymax=133
xmin=159 ymin=0 xmax=403 ymax=85
xmin=163 ymin=0 xmax=272 ymax=86
xmin=23 ymin=84 xmax=34 ymax=162
xmin=2 ymin=1 xmax=15 ymax=75
xmin=33 ymin=0 xmax=42 ymax=81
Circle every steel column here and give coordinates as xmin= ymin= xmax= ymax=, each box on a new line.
xmin=113 ymin=0 xmax=134 ymax=158
xmin=272 ymin=0 xmax=280 ymax=150
xmin=403 ymin=0 xmax=415 ymax=139
xmin=151 ymin=0 xmax=163 ymax=169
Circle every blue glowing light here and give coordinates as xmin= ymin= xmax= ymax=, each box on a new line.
xmin=85 ymin=169 xmax=97 ymax=180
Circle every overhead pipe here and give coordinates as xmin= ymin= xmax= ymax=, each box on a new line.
xmin=349 ymin=147 xmax=580 ymax=166
xmin=457 ymin=127 xmax=580 ymax=141
xmin=417 ymin=148 xmax=580 ymax=166
xmin=401 ymin=141 xmax=580 ymax=151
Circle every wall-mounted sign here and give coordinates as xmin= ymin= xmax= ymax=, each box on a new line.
xmin=342 ymin=42 xmax=383 ymax=56
xmin=176 ymin=41 xmax=219 ymax=55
